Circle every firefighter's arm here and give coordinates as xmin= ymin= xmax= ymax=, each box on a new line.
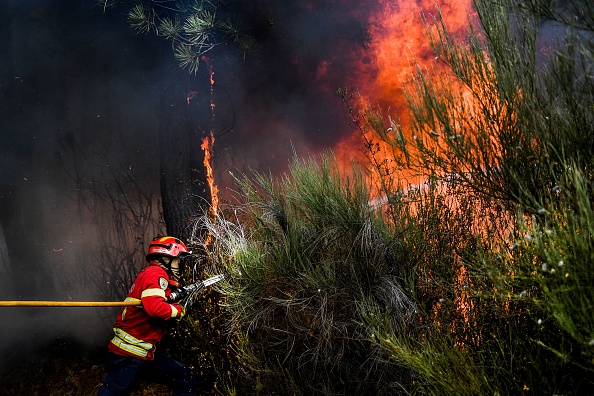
xmin=140 ymin=284 xmax=185 ymax=320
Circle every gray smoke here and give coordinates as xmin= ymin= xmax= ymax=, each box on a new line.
xmin=0 ymin=0 xmax=374 ymax=357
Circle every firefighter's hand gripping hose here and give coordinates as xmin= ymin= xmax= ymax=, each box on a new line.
xmin=168 ymin=281 xmax=205 ymax=303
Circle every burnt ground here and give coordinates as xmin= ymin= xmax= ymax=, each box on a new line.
xmin=0 ymin=336 xmax=209 ymax=396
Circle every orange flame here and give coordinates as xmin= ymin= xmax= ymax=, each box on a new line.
xmin=336 ymin=0 xmax=481 ymax=347
xmin=332 ymin=0 xmax=475 ymax=175
xmin=201 ymin=131 xmax=219 ymax=216
xmin=354 ymin=0 xmax=475 ymax=109
xmin=199 ymin=55 xmax=219 ymax=217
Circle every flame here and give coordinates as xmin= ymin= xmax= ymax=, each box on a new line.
xmin=332 ymin=0 xmax=475 ymax=176
xmin=200 ymin=55 xmax=219 ymax=217
xmin=356 ymin=0 xmax=475 ymax=109
xmin=201 ymin=130 xmax=219 ymax=216
xmin=335 ymin=0 xmax=483 ymax=347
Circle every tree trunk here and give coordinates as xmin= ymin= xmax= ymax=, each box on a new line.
xmin=158 ymin=45 xmax=211 ymax=242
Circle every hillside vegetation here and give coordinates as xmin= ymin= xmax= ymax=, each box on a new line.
xmin=2 ymin=0 xmax=591 ymax=395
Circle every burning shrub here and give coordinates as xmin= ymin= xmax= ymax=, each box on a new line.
xmin=197 ymin=152 xmax=418 ymax=394
xmin=357 ymin=0 xmax=594 ymax=394
xmin=175 ymin=0 xmax=594 ymax=394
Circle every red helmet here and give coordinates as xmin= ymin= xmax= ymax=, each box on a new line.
xmin=146 ymin=236 xmax=189 ymax=262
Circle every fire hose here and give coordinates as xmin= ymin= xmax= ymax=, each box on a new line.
xmin=0 ymin=274 xmax=224 ymax=308
xmin=0 ymin=300 xmax=141 ymax=307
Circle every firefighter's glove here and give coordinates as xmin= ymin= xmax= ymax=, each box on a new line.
xmin=170 ymin=279 xmax=207 ymax=316
xmin=172 ymin=303 xmax=186 ymax=320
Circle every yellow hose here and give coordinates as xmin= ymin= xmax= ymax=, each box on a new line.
xmin=0 ymin=300 xmax=141 ymax=307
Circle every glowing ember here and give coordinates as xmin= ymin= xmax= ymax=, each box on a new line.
xmin=187 ymin=90 xmax=198 ymax=104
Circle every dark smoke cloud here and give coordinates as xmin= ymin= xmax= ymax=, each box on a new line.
xmin=0 ymin=1 xmax=164 ymax=355
xmin=0 ymin=0 xmax=377 ymax=356
xmin=210 ymin=1 xmax=379 ymax=192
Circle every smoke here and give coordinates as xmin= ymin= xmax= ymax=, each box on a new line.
xmin=0 ymin=0 xmax=475 ymax=359
xmin=0 ymin=0 xmax=164 ymax=356
xmin=208 ymin=0 xmax=477 ymax=194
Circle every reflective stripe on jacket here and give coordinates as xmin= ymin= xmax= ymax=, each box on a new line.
xmin=110 ymin=327 xmax=153 ymax=359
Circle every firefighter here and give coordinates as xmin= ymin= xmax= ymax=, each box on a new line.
xmin=97 ymin=236 xmax=197 ymax=396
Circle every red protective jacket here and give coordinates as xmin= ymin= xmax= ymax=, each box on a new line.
xmin=108 ymin=262 xmax=183 ymax=360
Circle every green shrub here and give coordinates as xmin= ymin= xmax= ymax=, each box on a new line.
xmin=198 ymin=153 xmax=417 ymax=394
